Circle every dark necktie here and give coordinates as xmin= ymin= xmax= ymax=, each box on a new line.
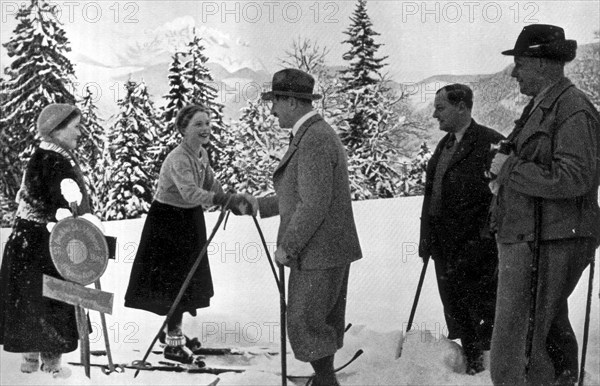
xmin=289 ymin=132 xmax=294 ymax=146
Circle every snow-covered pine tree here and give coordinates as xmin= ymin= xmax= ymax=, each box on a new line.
xmin=336 ymin=0 xmax=401 ymax=199
xmin=151 ymin=51 xmax=190 ymax=176
xmin=340 ymin=0 xmax=388 ymax=91
xmin=183 ymin=32 xmax=230 ymax=186
xmin=76 ymin=86 xmax=106 ymax=215
xmin=337 ymin=83 xmax=402 ymax=199
xmin=164 ymin=52 xmax=191 ymax=125
xmin=403 ymin=142 xmax=432 ymax=196
xmin=0 ymin=0 xmax=77 ymax=209
xmin=102 ymin=79 xmax=162 ymax=220
xmin=221 ymin=100 xmax=285 ymax=196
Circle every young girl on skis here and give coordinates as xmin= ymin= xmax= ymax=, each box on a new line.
xmin=124 ymin=104 xmax=256 ymax=364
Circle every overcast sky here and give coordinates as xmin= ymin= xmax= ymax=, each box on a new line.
xmin=1 ymin=0 xmax=598 ymax=82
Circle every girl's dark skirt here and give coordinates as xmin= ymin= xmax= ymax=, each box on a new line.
xmin=0 ymin=219 xmax=79 ymax=353
xmin=124 ymin=201 xmax=213 ymax=316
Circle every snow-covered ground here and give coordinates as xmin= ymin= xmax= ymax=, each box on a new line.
xmin=1 ymin=196 xmax=598 ymax=385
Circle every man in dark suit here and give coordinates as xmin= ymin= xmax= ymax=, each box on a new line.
xmin=258 ymin=68 xmax=362 ymax=386
xmin=419 ymin=84 xmax=504 ymax=375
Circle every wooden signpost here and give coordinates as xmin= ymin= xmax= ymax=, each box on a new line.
xmin=43 ymin=206 xmax=116 ymax=378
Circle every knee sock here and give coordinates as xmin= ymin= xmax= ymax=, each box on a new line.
xmin=310 ymin=355 xmax=335 ymax=375
xmin=166 ymin=310 xmax=185 ymax=346
xmin=40 ymin=352 xmax=61 ymax=372
xmin=21 ymin=352 xmax=39 ymax=373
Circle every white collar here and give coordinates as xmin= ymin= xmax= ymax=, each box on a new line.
xmin=292 ymin=111 xmax=318 ymax=137
xmin=39 ymin=141 xmax=72 ymax=160
xmin=454 ymin=120 xmax=472 ymax=143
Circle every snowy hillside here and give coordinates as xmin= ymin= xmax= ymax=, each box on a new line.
xmin=1 ymin=197 xmax=599 ymax=385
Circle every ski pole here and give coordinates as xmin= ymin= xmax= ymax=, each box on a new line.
xmin=252 ymin=216 xmax=283 ymax=293
xmin=525 ymin=197 xmax=542 ymax=381
xmin=279 ymin=263 xmax=287 ymax=386
xmin=578 ymin=255 xmax=595 ymax=386
xmin=134 ymin=203 xmax=230 ymax=378
xmin=250 ymin=215 xmax=287 ymax=385
xmin=396 ymin=256 xmax=429 ymax=358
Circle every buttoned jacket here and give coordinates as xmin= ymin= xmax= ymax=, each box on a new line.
xmin=258 ymin=114 xmax=362 ymax=270
xmin=495 ymin=77 xmax=600 ymax=244
xmin=419 ymin=120 xmax=504 ymax=257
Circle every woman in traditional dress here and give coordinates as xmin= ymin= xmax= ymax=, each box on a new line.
xmin=0 ymin=103 xmax=90 ymax=378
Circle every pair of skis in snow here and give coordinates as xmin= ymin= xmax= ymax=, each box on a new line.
xmin=69 ymin=347 xmax=363 ymax=378
xmin=74 ymin=207 xmax=362 ymax=382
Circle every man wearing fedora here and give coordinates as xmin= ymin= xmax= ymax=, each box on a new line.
xmin=257 ymin=68 xmax=362 ymax=386
xmin=489 ymin=24 xmax=600 ymax=385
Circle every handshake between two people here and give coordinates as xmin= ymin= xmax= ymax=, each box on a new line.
xmin=213 ymin=192 xmax=258 ymax=216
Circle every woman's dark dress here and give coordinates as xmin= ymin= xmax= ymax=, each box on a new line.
xmin=0 ymin=147 xmax=90 ymax=353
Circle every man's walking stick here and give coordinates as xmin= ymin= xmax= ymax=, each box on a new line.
xmin=525 ymin=197 xmax=543 ymax=380
xmin=396 ymin=256 xmax=430 ymax=358
xmin=134 ymin=204 xmax=230 ymax=378
xmin=578 ymin=255 xmax=595 ymax=386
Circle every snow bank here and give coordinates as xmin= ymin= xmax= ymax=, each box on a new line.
xmin=1 ymin=196 xmax=598 ymax=385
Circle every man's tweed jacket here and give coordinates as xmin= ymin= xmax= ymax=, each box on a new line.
xmin=258 ymin=113 xmax=362 ymax=270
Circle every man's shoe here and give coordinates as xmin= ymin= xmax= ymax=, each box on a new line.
xmin=466 ymin=361 xmax=485 ymax=375
xmin=554 ymin=370 xmax=578 ymax=386
xmin=464 ymin=345 xmax=485 ymax=375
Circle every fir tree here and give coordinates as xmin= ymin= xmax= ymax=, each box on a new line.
xmin=183 ymin=33 xmax=228 ymax=180
xmin=336 ymin=1 xmax=409 ymax=199
xmin=76 ymin=87 xmax=106 ymax=215
xmin=0 ymin=0 xmax=77 ymax=203
xmin=335 ymin=83 xmax=403 ymax=199
xmin=152 ymin=51 xmax=190 ymax=176
xmin=220 ymin=100 xmax=285 ymax=195
xmin=403 ymin=142 xmax=432 ymax=196
xmin=102 ymin=80 xmax=162 ymax=220
xmin=163 ymin=51 xmax=190 ymax=125
xmin=340 ymin=0 xmax=388 ymax=90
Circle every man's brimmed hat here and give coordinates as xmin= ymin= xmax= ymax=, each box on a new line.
xmin=261 ymin=69 xmax=322 ymax=101
xmin=502 ymin=24 xmax=577 ymax=62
